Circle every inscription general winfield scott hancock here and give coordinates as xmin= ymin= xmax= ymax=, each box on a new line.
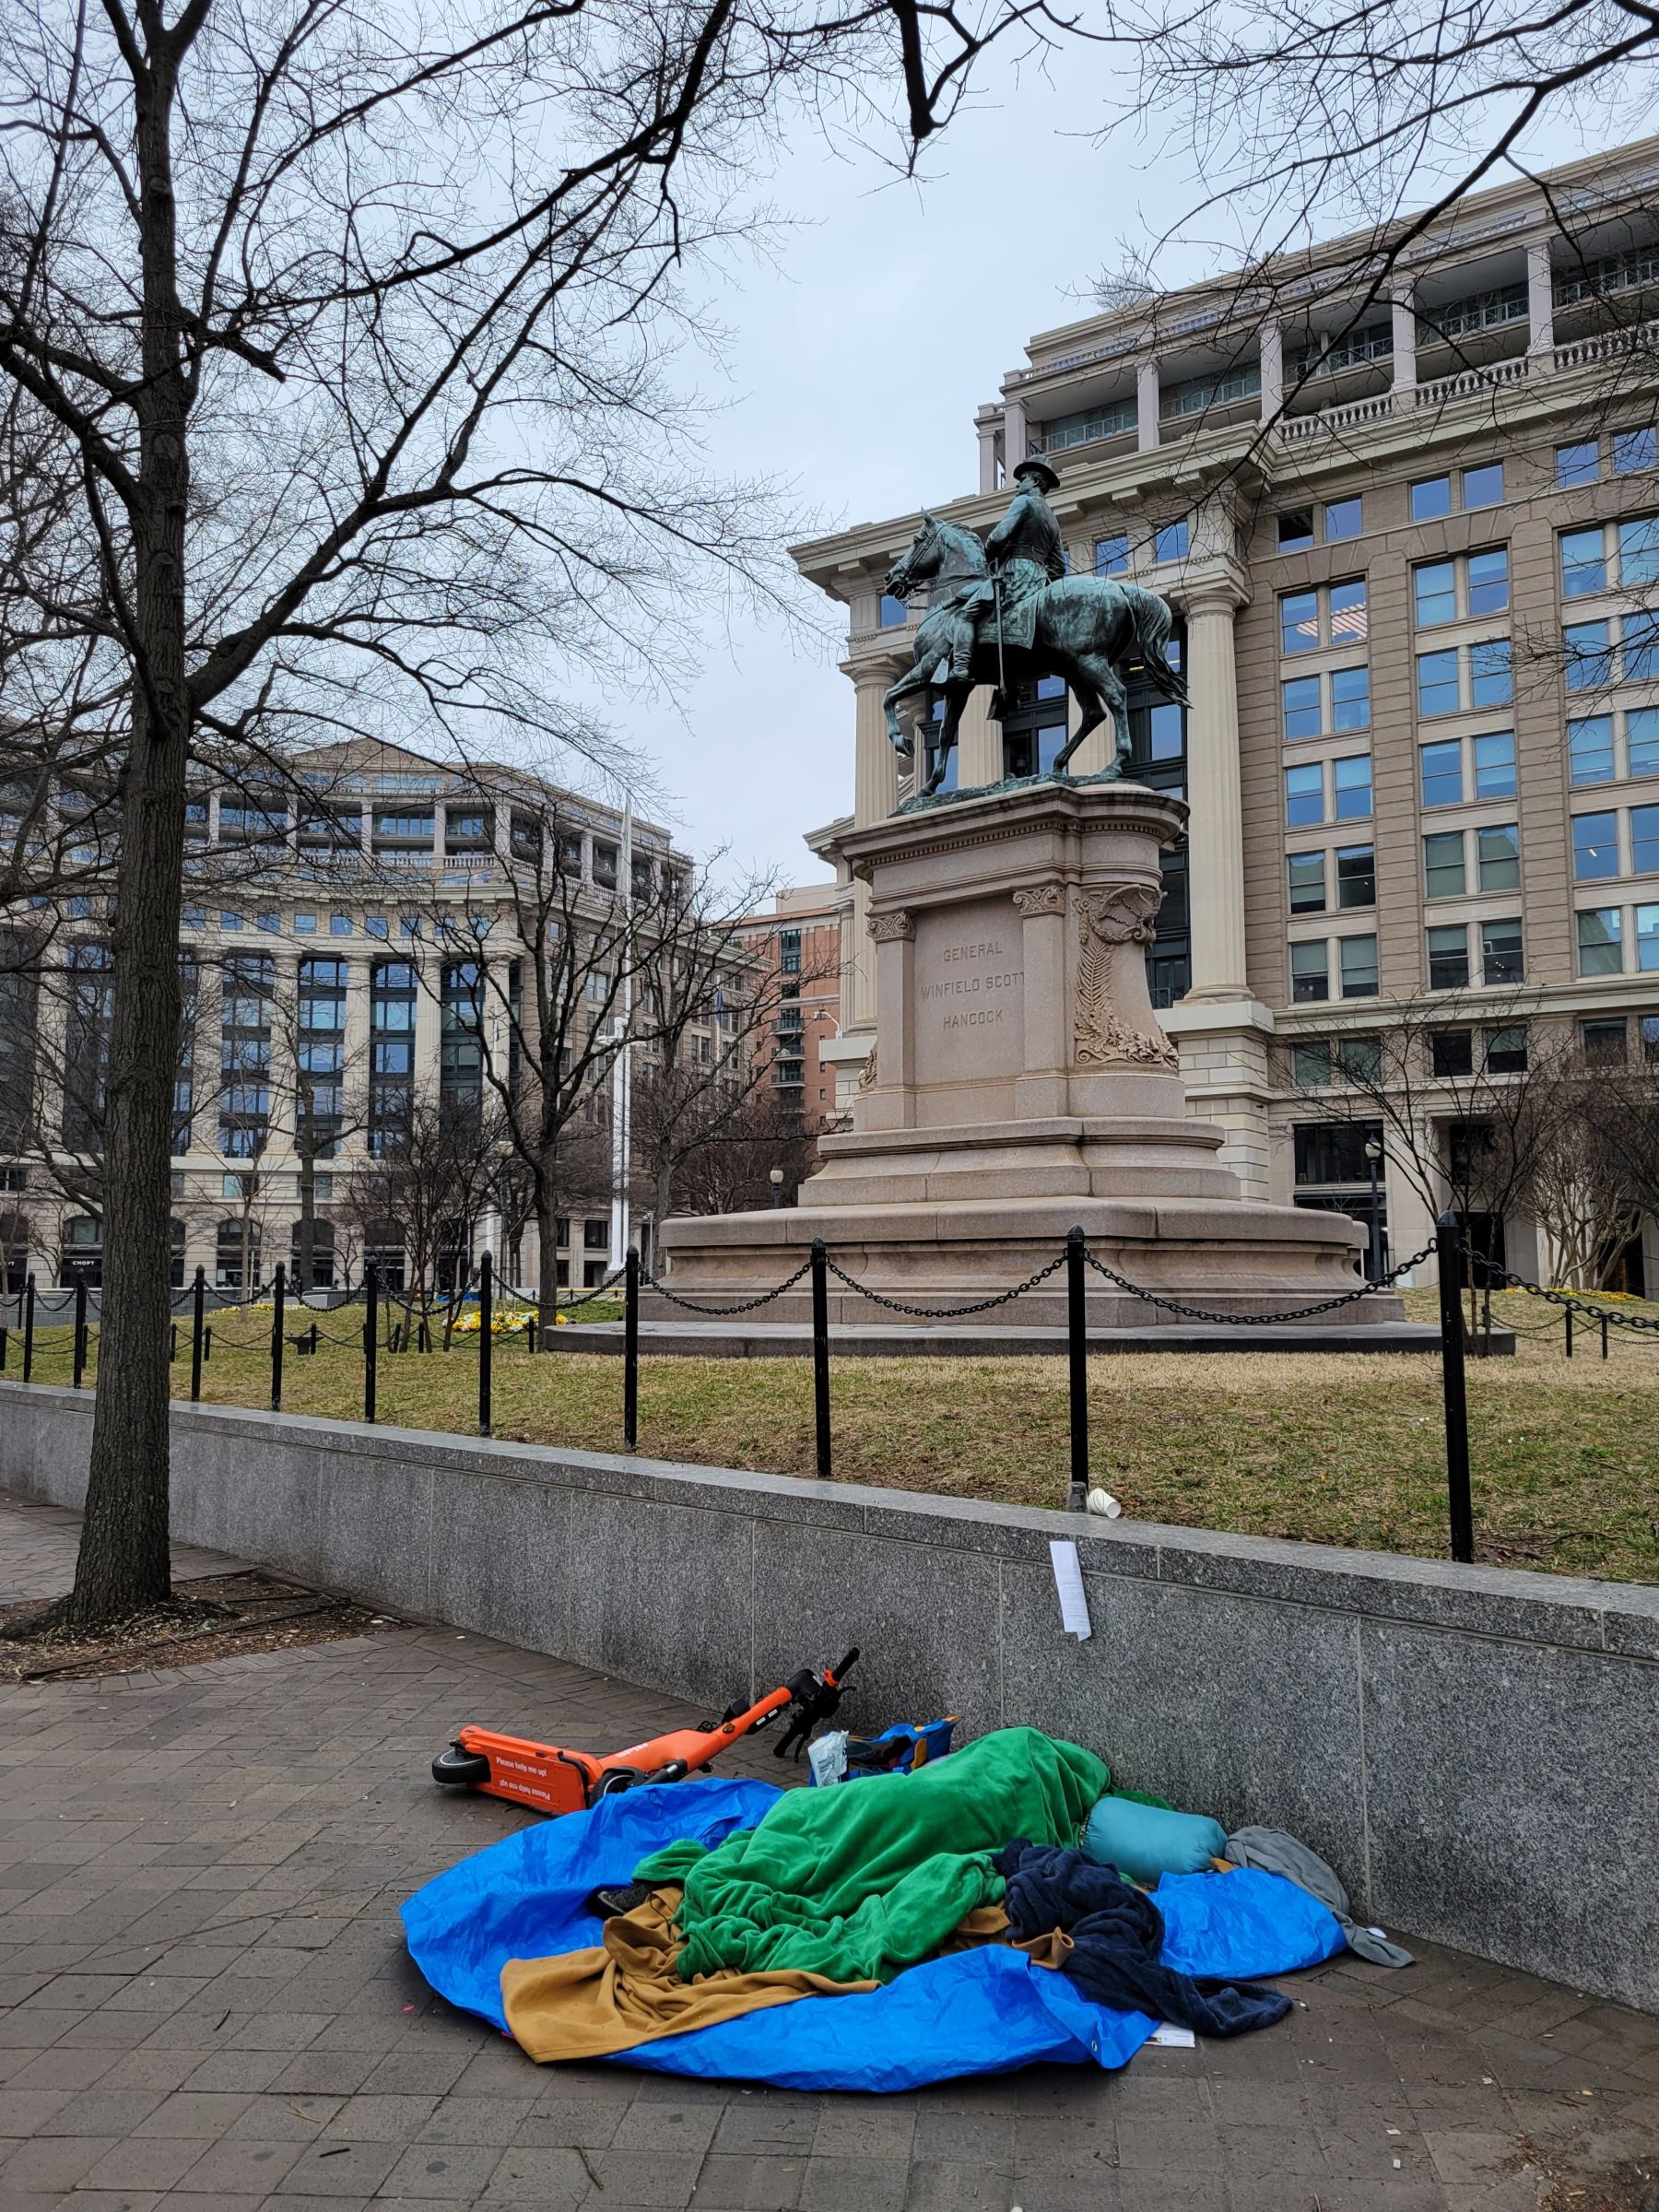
xmin=918 ymin=937 xmax=1023 ymax=1031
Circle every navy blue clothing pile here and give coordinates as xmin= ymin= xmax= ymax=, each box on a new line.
xmin=994 ymin=1841 xmax=1293 ymax=2037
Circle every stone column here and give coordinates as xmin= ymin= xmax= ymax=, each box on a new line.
xmin=1165 ymin=574 xmax=1275 ymax=1199
xmin=847 ymin=661 xmax=902 ymax=1033
xmin=977 ymin=411 xmax=1001 ymax=494
xmin=1136 ymin=358 xmax=1159 ymax=451
xmin=863 ymin=907 xmax=914 ymax=1128
xmin=1391 ymin=284 xmax=1417 ymax=393
xmin=1003 ymin=396 xmax=1028 ymax=470
xmin=1526 ymin=235 xmax=1555 ymax=356
xmin=1258 ymin=318 xmax=1283 ymax=425
xmin=1181 ymin=582 xmax=1250 ymax=1003
xmin=1011 ymin=883 xmax=1068 ymax=1119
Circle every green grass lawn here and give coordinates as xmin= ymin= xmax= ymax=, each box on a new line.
xmin=16 ymin=1286 xmax=1658 ymax=1583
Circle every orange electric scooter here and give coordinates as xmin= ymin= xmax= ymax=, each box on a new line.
xmin=430 ymin=1650 xmax=860 ymax=1818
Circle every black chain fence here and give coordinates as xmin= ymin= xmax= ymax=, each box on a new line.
xmin=10 ymin=1218 xmax=1650 ymax=1565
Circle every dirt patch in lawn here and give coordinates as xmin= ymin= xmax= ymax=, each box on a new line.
xmin=0 ymin=1568 xmax=404 ymax=1682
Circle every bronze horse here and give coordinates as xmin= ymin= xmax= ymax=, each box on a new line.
xmin=881 ymin=515 xmax=1187 ymax=797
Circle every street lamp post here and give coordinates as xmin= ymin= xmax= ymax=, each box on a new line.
xmin=770 ymin=1166 xmax=785 ymax=1209
xmin=1364 ymin=1136 xmax=1383 ymax=1281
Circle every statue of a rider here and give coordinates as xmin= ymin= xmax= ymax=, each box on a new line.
xmin=946 ymin=453 xmax=1065 ymax=708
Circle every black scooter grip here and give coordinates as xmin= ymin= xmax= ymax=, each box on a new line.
xmin=830 ymin=1648 xmax=859 ymax=1681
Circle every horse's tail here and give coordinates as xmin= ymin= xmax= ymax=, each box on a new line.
xmin=1128 ymin=583 xmax=1189 ymax=703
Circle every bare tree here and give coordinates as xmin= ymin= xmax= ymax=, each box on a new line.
xmin=429 ymin=785 xmax=669 ymax=1326
xmin=628 ymin=858 xmax=815 ymax=1226
xmin=1277 ymin=993 xmax=1555 ymax=1327
xmin=336 ymin=1094 xmax=504 ymax=1349
xmin=0 ymin=0 xmax=1066 ymax=1622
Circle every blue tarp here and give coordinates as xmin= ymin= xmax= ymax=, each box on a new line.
xmin=401 ymin=1776 xmax=1346 ymax=2092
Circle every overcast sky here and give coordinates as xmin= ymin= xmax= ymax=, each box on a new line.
xmin=611 ymin=68 xmax=1589 ymax=891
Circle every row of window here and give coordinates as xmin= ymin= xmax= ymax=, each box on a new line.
xmin=1560 ymin=512 xmax=1659 ymax=596
xmin=1287 ymin=845 xmax=1375 ymax=912
xmin=1571 ymin=806 xmax=1659 ymax=883
xmin=1285 ymin=755 xmax=1373 ymax=827
xmin=1568 ymin=709 xmax=1659 ymax=784
xmin=1562 ymin=613 xmax=1659 ymax=692
xmin=1289 ymin=935 xmax=1380 ymax=1002
xmin=1292 ymin=916 xmax=1527 ymax=998
xmin=1418 ymin=730 xmax=1516 ymax=806
xmin=1289 ymin=1026 xmax=1531 ymax=1088
xmin=1422 ymin=823 xmax=1521 ymax=899
xmin=1577 ymin=904 xmax=1659 ymax=975
xmin=1279 ymin=644 xmax=1514 ymax=741
xmin=1275 ymin=467 xmax=1504 ymax=551
xmin=184 ymin=909 xmax=495 ymax=940
xmin=1556 ymin=428 xmax=1658 ymax=487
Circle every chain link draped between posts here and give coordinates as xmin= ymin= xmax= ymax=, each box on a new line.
xmin=18 ymin=1220 xmax=1650 ymax=1574
xmin=1081 ymin=1241 xmax=1439 ymax=1328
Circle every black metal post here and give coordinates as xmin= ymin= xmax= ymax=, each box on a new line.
xmin=1066 ymin=1226 xmax=1088 ymax=1511
xmin=191 ymin=1265 xmax=206 ymax=1401
xmin=72 ymin=1274 xmax=88 ymax=1389
xmin=0 ymin=1326 xmax=6 ymax=1371
xmin=810 ymin=1239 xmax=831 ymax=1479
xmin=1564 ymin=1305 xmax=1573 ymax=1359
xmin=364 ymin=1260 xmax=379 ymax=1425
xmin=1366 ymin=1154 xmax=1382 ymax=1282
xmin=478 ymin=1252 xmax=493 ymax=1437
xmin=527 ymin=1313 xmax=537 ymax=1355
xmin=271 ymin=1264 xmax=286 ymax=1410
xmin=310 ymin=1322 xmax=319 ymax=1357
xmin=1602 ymin=1312 xmax=1609 ymax=1360
xmin=204 ymin=1325 xmax=212 ymax=1363
xmin=21 ymin=1274 xmax=33 ymax=1382
xmin=1434 ymin=1212 xmax=1474 ymax=1565
xmin=619 ymin=1246 xmax=641 ymax=1449
xmin=170 ymin=1323 xmax=177 ymax=1363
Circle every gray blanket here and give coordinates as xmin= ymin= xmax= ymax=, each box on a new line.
xmin=1222 ymin=1827 xmax=1414 ymax=1969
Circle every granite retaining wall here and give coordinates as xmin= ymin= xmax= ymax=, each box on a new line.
xmin=1 ymin=1380 xmax=1652 ymax=2011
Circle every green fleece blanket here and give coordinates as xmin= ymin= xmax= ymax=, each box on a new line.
xmin=634 ymin=1726 xmax=1108 ymax=1983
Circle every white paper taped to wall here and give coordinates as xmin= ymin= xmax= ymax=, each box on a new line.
xmin=1049 ymin=1538 xmax=1092 ymax=1641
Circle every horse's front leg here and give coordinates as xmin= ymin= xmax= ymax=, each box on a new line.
xmin=882 ymin=655 xmax=933 ymax=759
xmin=922 ymin=683 xmax=971 ymax=795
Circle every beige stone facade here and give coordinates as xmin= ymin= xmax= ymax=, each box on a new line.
xmin=794 ymin=138 xmax=1659 ymax=1289
xmin=0 ymin=740 xmax=705 ymax=1300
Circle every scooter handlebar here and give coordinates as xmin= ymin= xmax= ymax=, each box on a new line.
xmin=830 ymin=1648 xmax=859 ymax=1684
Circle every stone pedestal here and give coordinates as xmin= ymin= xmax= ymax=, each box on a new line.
xmin=652 ymin=779 xmax=1403 ymax=1334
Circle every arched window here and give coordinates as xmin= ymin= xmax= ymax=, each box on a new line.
xmin=216 ymin=1217 xmax=262 ymax=1290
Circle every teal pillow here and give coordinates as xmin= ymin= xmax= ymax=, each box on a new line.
xmin=1082 ymin=1795 xmax=1227 ymax=1885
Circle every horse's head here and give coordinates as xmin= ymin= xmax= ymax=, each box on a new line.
xmin=884 ymin=513 xmax=941 ymax=604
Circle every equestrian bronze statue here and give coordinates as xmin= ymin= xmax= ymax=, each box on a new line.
xmin=881 ymin=454 xmax=1187 ymax=800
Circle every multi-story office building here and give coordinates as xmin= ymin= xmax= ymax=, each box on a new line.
xmin=738 ymin=882 xmax=843 ymax=1126
xmin=795 ymin=136 xmax=1659 ymax=1288
xmin=0 ymin=739 xmax=709 ymax=1297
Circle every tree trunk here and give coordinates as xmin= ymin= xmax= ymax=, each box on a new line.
xmin=62 ymin=59 xmax=190 ymax=1623
xmin=535 ymin=1174 xmax=558 ymax=1332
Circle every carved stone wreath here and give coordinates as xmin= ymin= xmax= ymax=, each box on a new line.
xmin=857 ymin=1043 xmax=878 ymax=1092
xmin=1073 ymin=882 xmax=1179 ymax=1070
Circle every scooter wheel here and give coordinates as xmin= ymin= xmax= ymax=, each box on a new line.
xmin=432 ymin=1745 xmax=492 ymax=1788
xmin=592 ymin=1766 xmax=646 ymax=1798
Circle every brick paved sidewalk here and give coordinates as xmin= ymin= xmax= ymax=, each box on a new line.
xmin=0 ymin=1488 xmax=1653 ymax=2212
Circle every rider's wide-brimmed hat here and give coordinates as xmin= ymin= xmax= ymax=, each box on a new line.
xmin=1012 ymin=453 xmax=1061 ymax=491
